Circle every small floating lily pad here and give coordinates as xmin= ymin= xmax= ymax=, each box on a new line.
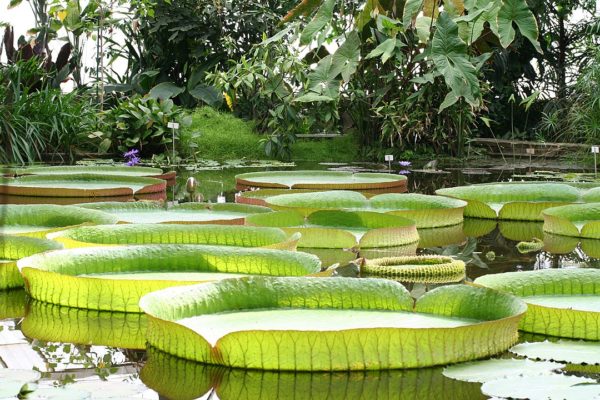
xmin=474 ymin=269 xmax=600 ymax=340
xmin=0 ymin=205 xmax=117 ymax=237
xmin=480 ymin=374 xmax=600 ymax=400
xmin=18 ymin=245 xmax=321 ymax=312
xmin=510 ymin=340 xmax=600 ymax=365
xmin=78 ymin=201 xmax=271 ymax=224
xmin=139 ymin=277 xmax=525 ymax=370
xmin=442 ymin=358 xmax=564 ymax=383
xmin=362 ymin=256 xmax=466 ymax=283
xmin=236 ymin=171 xmax=407 ymax=192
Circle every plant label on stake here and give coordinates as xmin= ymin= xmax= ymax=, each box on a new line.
xmin=526 ymin=148 xmax=535 ymax=166
xmin=385 ymin=154 xmax=394 ymax=172
xmin=592 ymin=146 xmax=599 ymax=177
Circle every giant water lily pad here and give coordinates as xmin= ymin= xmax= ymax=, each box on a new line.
xmin=436 ymin=182 xmax=585 ymax=220
xmin=0 ymin=235 xmax=63 ymax=289
xmin=480 ymin=373 xmax=600 ymax=400
xmin=22 ymin=301 xmax=147 ymax=349
xmin=18 ymin=245 xmax=321 ymax=312
xmin=362 ymin=256 xmax=466 ymax=283
xmin=543 ymin=203 xmax=600 ymax=238
xmin=47 ymin=224 xmax=299 ymax=251
xmin=236 ymin=171 xmax=407 ymax=193
xmin=474 ymin=269 xmax=600 ymax=339
xmin=246 ymin=210 xmax=419 ymax=249
xmin=140 ymin=347 xmax=485 ymax=400
xmin=0 ymin=204 xmax=117 ymax=237
xmin=8 ymin=165 xmax=176 ymax=181
xmin=78 ymin=201 xmax=271 ymax=224
xmin=139 ymin=277 xmax=525 ymax=370
xmin=264 ymin=191 xmax=466 ymax=228
xmin=510 ymin=340 xmax=600 ymax=365
xmin=0 ymin=174 xmax=166 ymax=199
xmin=442 ymin=358 xmax=564 ymax=383
xmin=235 ymin=189 xmax=322 ymax=207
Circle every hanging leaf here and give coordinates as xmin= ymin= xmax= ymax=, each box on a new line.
xmin=148 ymin=82 xmax=185 ymax=100
xmin=330 ymin=31 xmax=360 ymax=81
xmin=307 ymin=55 xmax=341 ymax=98
xmin=416 ymin=16 xmax=434 ymax=43
xmin=189 ymin=84 xmax=223 ymax=106
xmin=403 ymin=0 xmax=422 ymax=27
xmin=497 ymin=0 xmax=542 ymax=53
xmin=365 ymin=38 xmax=398 ymax=64
xmin=463 ymin=0 xmax=501 ymax=44
xmin=300 ymin=0 xmax=336 ymax=45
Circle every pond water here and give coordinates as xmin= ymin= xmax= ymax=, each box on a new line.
xmin=1 ymin=160 xmax=598 ymax=399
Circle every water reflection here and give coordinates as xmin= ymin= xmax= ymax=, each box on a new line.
xmin=141 ymin=348 xmax=485 ymax=400
xmin=0 ymin=289 xmax=27 ymax=319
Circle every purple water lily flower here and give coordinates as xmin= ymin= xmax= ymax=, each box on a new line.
xmin=126 ymin=156 xmax=141 ymax=166
xmin=399 ymin=170 xmax=411 ymax=175
xmin=124 ymin=148 xmax=141 ymax=166
xmin=123 ymin=149 xmax=139 ymax=158
xmin=398 ymin=160 xmax=412 ymax=167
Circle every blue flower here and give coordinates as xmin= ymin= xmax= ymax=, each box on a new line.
xmin=126 ymin=156 xmax=141 ymax=166
xmin=399 ymin=170 xmax=411 ymax=175
xmin=123 ymin=148 xmax=139 ymax=158
xmin=398 ymin=160 xmax=412 ymax=167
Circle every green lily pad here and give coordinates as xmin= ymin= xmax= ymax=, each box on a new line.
xmin=510 ymin=340 xmax=600 ymax=365
xmin=480 ymin=373 xmax=600 ymax=400
xmin=0 ymin=235 xmax=63 ymax=289
xmin=362 ymin=256 xmax=466 ymax=283
xmin=543 ymin=203 xmax=600 ymax=238
xmin=0 ymin=205 xmax=117 ymax=237
xmin=78 ymin=201 xmax=271 ymax=224
xmin=9 ymin=165 xmax=175 ymax=181
xmin=19 ymin=245 xmax=321 ymax=312
xmin=235 ymin=189 xmax=321 ymax=207
xmin=236 ymin=171 xmax=407 ymax=192
xmin=139 ymin=277 xmax=525 ymax=370
xmin=442 ymin=358 xmax=564 ymax=383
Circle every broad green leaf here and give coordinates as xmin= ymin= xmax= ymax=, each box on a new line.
xmin=463 ymin=0 xmax=501 ymax=44
xmin=474 ymin=269 xmax=600 ymax=339
xmin=443 ymin=358 xmax=564 ymax=383
xmin=365 ymin=38 xmax=397 ymax=64
xmin=403 ymin=0 xmax=422 ymax=27
xmin=10 ymin=165 xmax=172 ymax=180
xmin=444 ymin=0 xmax=465 ymax=16
xmin=497 ymin=0 xmax=542 ymax=53
xmin=140 ymin=277 xmax=525 ymax=370
xmin=294 ymin=93 xmax=335 ymax=102
xmin=356 ymin=0 xmax=384 ymax=31
xmin=481 ymin=374 xmax=600 ymax=400
xmin=423 ymin=0 xmax=439 ymax=18
xmin=431 ymin=13 xmax=480 ymax=109
xmin=307 ymin=55 xmax=341 ymax=98
xmin=415 ymin=16 xmax=434 ymax=43
xmin=300 ymin=0 xmax=336 ymax=45
xmin=189 ymin=84 xmax=223 ymax=106
xmin=362 ymin=255 xmax=466 ymax=283
xmin=330 ymin=31 xmax=360 ymax=82
xmin=236 ymin=189 xmax=318 ymax=207
xmin=148 ymin=82 xmax=185 ymax=100
xmin=78 ymin=201 xmax=271 ymax=224
xmin=510 ymin=340 xmax=600 ymax=365
xmin=19 ymin=245 xmax=322 ymax=312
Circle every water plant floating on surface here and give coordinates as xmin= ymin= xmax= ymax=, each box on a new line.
xmin=0 ymin=204 xmax=117 ymax=237
xmin=246 ymin=210 xmax=419 ymax=249
xmin=510 ymin=340 xmax=600 ymax=365
xmin=5 ymin=164 xmax=176 ymax=182
xmin=264 ymin=191 xmax=466 ymax=228
xmin=236 ymin=171 xmax=408 ymax=193
xmin=235 ymin=189 xmax=322 ymax=207
xmin=0 ymin=174 xmax=167 ymax=200
xmin=48 ymin=224 xmax=300 ymax=251
xmin=542 ymin=202 xmax=600 ymax=238
xmin=139 ymin=276 xmax=525 ymax=370
xmin=435 ymin=182 xmax=595 ymax=221
xmin=474 ymin=269 xmax=600 ymax=340
xmin=361 ymin=256 xmax=466 ymax=283
xmin=0 ymin=234 xmax=63 ymax=289
xmin=18 ymin=245 xmax=321 ymax=312
xmin=78 ymin=201 xmax=272 ymax=225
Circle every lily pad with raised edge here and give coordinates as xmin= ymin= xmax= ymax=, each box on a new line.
xmin=236 ymin=170 xmax=408 ymax=193
xmin=542 ymin=232 xmax=581 ymax=254
xmin=235 ymin=189 xmax=321 ymax=207
xmin=140 ymin=347 xmax=485 ymax=400
xmin=0 ymin=235 xmax=63 ymax=289
xmin=543 ymin=203 xmax=600 ymax=238
xmin=139 ymin=277 xmax=525 ymax=370
xmin=442 ymin=358 xmax=564 ymax=383
xmin=0 ymin=174 xmax=166 ymax=198
xmin=474 ymin=269 xmax=600 ymax=339
xmin=436 ymin=182 xmax=582 ymax=220
xmin=0 ymin=289 xmax=27 ymax=319
xmin=0 ymin=204 xmax=118 ymax=237
xmin=47 ymin=224 xmax=299 ymax=251
xmin=510 ymin=340 xmax=600 ymax=365
xmin=18 ymin=245 xmax=321 ymax=312
xmin=361 ymin=256 xmax=466 ymax=283
xmin=246 ymin=210 xmax=419 ymax=249
xmin=78 ymin=201 xmax=272 ymax=225
xmin=480 ymin=373 xmax=600 ymax=400
xmin=22 ymin=301 xmax=148 ymax=349
xmin=8 ymin=165 xmax=176 ymax=182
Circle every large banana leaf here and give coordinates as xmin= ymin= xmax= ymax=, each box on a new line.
xmin=265 ymin=190 xmax=466 ymax=227
xmin=48 ymin=224 xmax=299 ymax=251
xmin=19 ymin=245 xmax=321 ymax=312
xmin=22 ymin=301 xmax=147 ymax=349
xmin=236 ymin=171 xmax=407 ymax=192
xmin=140 ymin=347 xmax=485 ymax=400
xmin=7 ymin=165 xmax=176 ymax=181
xmin=246 ymin=210 xmax=419 ymax=249
xmin=140 ymin=276 xmax=525 ymax=370
xmin=0 ymin=204 xmax=118 ymax=237
xmin=78 ymin=201 xmax=272 ymax=225
xmin=0 ymin=174 xmax=166 ymax=198
xmin=543 ymin=203 xmax=600 ymax=238
xmin=362 ymin=256 xmax=466 ymax=283
xmin=0 ymin=234 xmax=63 ymax=289
xmin=474 ymin=269 xmax=600 ymax=340
xmin=436 ymin=182 xmax=582 ymax=220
